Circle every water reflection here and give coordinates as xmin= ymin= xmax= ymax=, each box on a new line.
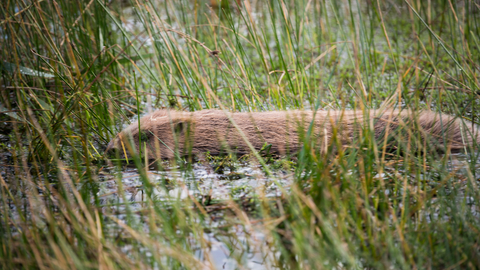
xmin=98 ymin=161 xmax=292 ymax=269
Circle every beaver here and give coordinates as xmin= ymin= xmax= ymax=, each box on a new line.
xmin=105 ymin=109 xmax=480 ymax=159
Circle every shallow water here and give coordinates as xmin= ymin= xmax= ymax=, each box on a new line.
xmin=98 ymin=161 xmax=293 ymax=207
xmin=95 ymin=160 xmax=293 ymax=269
xmin=93 ymin=151 xmax=480 ymax=269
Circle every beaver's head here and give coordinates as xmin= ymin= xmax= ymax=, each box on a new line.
xmin=105 ymin=110 xmax=194 ymax=160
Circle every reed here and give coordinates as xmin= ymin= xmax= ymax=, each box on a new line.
xmin=1 ymin=0 xmax=479 ymax=269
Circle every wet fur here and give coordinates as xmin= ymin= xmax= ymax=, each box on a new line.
xmin=106 ymin=109 xmax=480 ymax=159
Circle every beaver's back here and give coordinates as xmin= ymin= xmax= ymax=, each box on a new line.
xmin=105 ymin=109 xmax=479 ymax=159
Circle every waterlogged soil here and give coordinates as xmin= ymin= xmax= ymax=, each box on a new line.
xmin=97 ymin=160 xmax=292 ymax=269
xmin=98 ymin=160 xmax=293 ymax=206
xmin=93 ymin=153 xmax=480 ymax=270
xmin=1 ymin=139 xmax=479 ymax=269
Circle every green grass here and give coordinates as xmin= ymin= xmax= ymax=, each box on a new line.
xmin=1 ymin=0 xmax=480 ymax=269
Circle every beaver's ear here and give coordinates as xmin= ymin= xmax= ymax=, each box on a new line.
xmin=139 ymin=130 xmax=152 ymax=142
xmin=174 ymin=122 xmax=187 ymax=135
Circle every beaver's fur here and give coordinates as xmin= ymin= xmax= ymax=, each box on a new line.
xmin=105 ymin=109 xmax=480 ymax=159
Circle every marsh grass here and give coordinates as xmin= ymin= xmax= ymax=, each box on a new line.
xmin=1 ymin=0 xmax=480 ymax=269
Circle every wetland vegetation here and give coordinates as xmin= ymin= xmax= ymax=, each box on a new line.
xmin=1 ymin=0 xmax=480 ymax=269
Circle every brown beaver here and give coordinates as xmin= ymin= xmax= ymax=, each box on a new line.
xmin=105 ymin=109 xmax=480 ymax=159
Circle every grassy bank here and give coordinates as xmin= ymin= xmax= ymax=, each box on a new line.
xmin=1 ymin=0 xmax=480 ymax=269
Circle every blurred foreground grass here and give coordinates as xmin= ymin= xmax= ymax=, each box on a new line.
xmin=1 ymin=0 xmax=480 ymax=269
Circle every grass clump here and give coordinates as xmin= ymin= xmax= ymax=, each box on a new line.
xmin=1 ymin=0 xmax=480 ymax=269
